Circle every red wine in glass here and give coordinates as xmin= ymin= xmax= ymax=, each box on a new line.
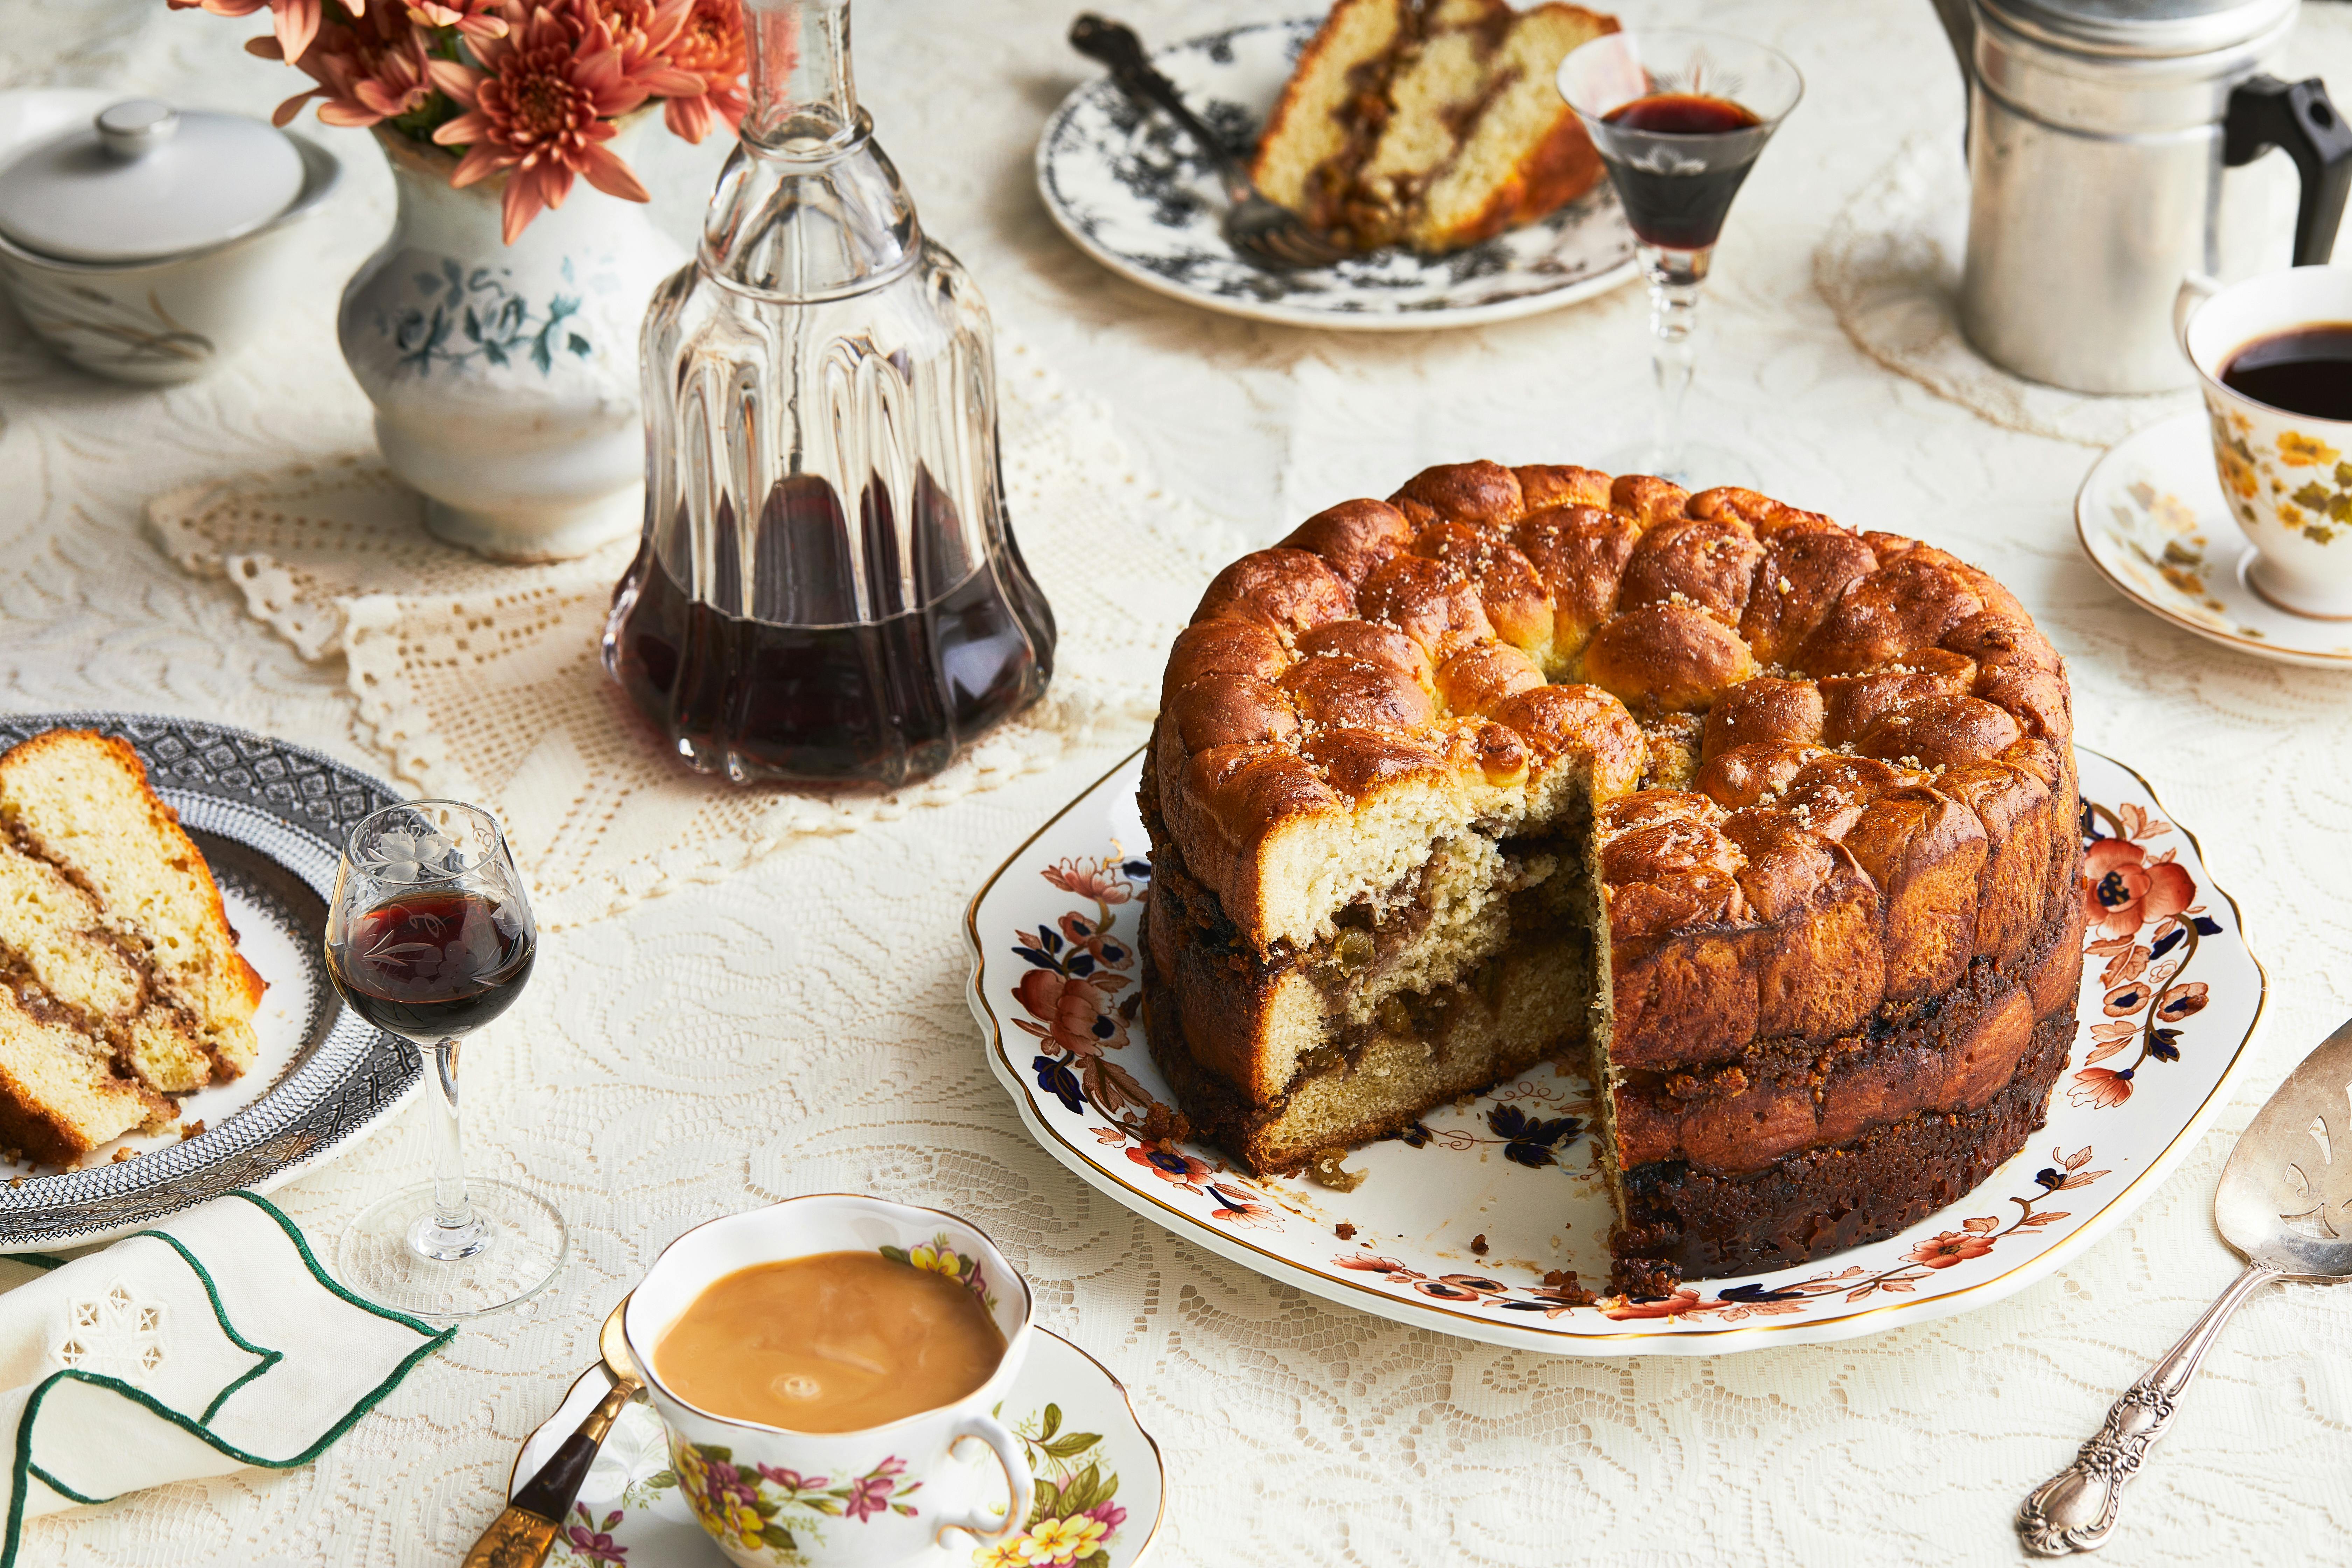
xmin=328 ymin=888 xmax=535 ymax=1039
xmin=1596 ymin=92 xmax=1767 ymax=250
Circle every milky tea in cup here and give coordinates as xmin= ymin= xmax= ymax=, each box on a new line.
xmin=652 ymin=1251 xmax=1006 ymax=1432
xmin=624 ymin=1195 xmax=1034 ymax=1568
xmin=2180 ymin=265 xmax=2352 ymax=618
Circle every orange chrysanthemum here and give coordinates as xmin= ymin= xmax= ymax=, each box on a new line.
xmin=429 ymin=4 xmax=654 ymax=244
xmin=659 ymin=0 xmax=750 ymax=144
xmin=167 ymin=0 xmax=362 ymax=64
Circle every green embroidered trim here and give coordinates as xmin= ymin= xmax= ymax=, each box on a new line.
xmin=118 ymin=1229 xmax=281 ymax=1424
xmin=226 ymin=1192 xmax=450 ymax=1339
xmin=0 ymin=1192 xmax=456 ymax=1565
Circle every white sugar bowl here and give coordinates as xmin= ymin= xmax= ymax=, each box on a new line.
xmin=0 ymin=94 xmax=341 ymax=384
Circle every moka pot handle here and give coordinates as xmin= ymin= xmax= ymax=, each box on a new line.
xmin=2225 ymin=73 xmax=2352 ymax=267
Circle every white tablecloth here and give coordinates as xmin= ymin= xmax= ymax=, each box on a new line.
xmin=5 ymin=0 xmax=2351 ymax=1562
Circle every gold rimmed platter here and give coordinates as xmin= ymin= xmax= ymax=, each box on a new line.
xmin=964 ymin=744 xmax=2264 ymax=1354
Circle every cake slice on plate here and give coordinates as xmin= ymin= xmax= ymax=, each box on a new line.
xmin=0 ymin=730 xmax=266 ymax=1163
xmin=1252 ymin=0 xmax=1617 ymax=254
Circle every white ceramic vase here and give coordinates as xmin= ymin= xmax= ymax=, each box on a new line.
xmin=338 ymin=119 xmax=684 ymax=562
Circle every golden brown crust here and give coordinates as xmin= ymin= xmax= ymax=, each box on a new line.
xmin=1151 ymin=463 xmax=2076 ymax=1086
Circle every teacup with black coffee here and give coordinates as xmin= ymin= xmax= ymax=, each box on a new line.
xmin=2180 ymin=267 xmax=2352 ymax=618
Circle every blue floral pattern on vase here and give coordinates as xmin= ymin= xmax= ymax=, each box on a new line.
xmin=379 ymin=257 xmax=595 ymax=377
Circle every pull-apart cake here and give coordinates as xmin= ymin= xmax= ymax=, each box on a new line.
xmin=1138 ymin=462 xmax=2082 ymax=1292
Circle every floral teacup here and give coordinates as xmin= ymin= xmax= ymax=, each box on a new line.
xmin=2179 ymin=266 xmax=2352 ymax=618
xmin=623 ymin=1195 xmax=1034 ymax=1567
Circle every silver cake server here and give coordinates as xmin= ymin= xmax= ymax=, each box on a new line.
xmin=2017 ymin=1015 xmax=2352 ymax=1555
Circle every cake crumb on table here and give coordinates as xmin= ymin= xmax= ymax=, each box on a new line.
xmin=110 ymin=1146 xmax=136 ymax=1162
xmin=179 ymin=1120 xmax=206 ymax=1141
xmin=1470 ymin=1233 xmax=1489 ymax=1255
xmin=1334 ymin=1222 xmax=1356 ymax=1240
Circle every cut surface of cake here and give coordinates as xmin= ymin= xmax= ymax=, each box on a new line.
xmin=1140 ymin=461 xmax=2081 ymax=1291
xmin=0 ymin=730 xmax=266 ymax=1163
xmin=1252 ymin=0 xmax=1617 ymax=254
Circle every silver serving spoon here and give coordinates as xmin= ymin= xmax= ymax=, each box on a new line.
xmin=1068 ymin=13 xmax=1351 ymax=272
xmin=2017 ymin=1016 xmax=2352 ymax=1555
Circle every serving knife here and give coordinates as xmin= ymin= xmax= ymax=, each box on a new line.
xmin=2017 ymin=1016 xmax=2352 ymax=1554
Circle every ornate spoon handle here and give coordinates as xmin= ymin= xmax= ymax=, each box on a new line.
xmin=2016 ymin=1260 xmax=2282 ymax=1556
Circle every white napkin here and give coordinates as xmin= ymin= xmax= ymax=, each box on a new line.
xmin=0 ymin=1193 xmax=450 ymax=1563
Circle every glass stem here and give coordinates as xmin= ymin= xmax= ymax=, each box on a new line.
xmin=425 ymin=1036 xmax=479 ymax=1249
xmin=1641 ymin=245 xmax=1711 ymax=479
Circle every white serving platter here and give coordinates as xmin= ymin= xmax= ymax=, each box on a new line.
xmin=966 ymin=746 xmax=2264 ymax=1354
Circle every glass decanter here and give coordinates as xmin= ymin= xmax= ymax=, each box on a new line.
xmin=606 ymin=0 xmax=1055 ymax=787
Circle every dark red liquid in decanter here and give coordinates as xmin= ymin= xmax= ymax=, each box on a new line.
xmin=608 ymin=471 xmax=1055 ymax=788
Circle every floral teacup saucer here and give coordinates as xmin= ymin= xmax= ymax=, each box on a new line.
xmin=514 ymin=1328 xmax=1164 ymax=1567
xmin=2078 ymin=407 xmax=2352 ymax=668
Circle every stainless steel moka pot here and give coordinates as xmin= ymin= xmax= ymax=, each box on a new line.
xmin=1933 ymin=0 xmax=2352 ymax=393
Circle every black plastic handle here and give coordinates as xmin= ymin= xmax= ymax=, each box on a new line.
xmin=510 ymin=1430 xmax=598 ymax=1526
xmin=2225 ymin=72 xmax=2352 ymax=267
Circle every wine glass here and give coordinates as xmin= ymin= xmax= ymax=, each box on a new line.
xmin=324 ymin=800 xmax=567 ymax=1319
xmin=1559 ymin=28 xmax=1803 ymax=489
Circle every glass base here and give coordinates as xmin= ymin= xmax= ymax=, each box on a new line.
xmin=335 ymin=1180 xmax=567 ymax=1321
xmin=1600 ymin=438 xmax=1762 ymax=493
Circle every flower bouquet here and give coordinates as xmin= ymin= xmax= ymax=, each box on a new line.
xmin=172 ymin=0 xmax=751 ymax=243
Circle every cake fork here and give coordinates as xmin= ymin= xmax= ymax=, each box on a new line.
xmin=1068 ymin=13 xmax=1350 ymax=272
xmin=2015 ymin=1016 xmax=2352 ymax=1555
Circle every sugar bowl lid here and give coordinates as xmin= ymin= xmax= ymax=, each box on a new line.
xmin=0 ymin=99 xmax=306 ymax=264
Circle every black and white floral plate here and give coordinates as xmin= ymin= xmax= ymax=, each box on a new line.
xmin=966 ymin=746 xmax=2266 ymax=1354
xmin=1036 ymin=19 xmax=1639 ymax=330
xmin=0 ymin=712 xmax=417 ymax=1250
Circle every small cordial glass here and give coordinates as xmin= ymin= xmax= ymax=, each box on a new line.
xmin=324 ymin=799 xmax=566 ymax=1320
xmin=1559 ymin=28 xmax=1802 ymax=488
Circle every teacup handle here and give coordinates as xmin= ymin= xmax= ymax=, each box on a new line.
xmin=934 ymin=1413 xmax=1034 ymax=1550
xmin=2174 ymin=273 xmax=2220 ymax=365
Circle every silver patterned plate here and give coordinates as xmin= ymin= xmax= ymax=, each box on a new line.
xmin=1035 ymin=18 xmax=1640 ymax=330
xmin=967 ymin=745 xmax=2267 ymax=1354
xmin=0 ymin=712 xmax=417 ymax=1250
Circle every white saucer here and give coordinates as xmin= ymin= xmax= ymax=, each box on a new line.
xmin=512 ymin=1328 xmax=1163 ymax=1567
xmin=2077 ymin=407 xmax=2352 ymax=667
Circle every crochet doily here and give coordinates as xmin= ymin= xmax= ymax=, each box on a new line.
xmin=1814 ymin=135 xmax=2198 ymax=449
xmin=148 ymin=341 xmax=1243 ymax=928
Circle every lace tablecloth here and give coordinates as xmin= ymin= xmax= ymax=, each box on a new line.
xmin=5 ymin=1 xmax=2351 ymax=1563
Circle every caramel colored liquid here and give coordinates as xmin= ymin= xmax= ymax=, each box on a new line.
xmin=653 ymin=1252 xmax=1006 ymax=1432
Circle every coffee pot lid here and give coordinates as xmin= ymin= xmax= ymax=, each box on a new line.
xmin=0 ymin=99 xmax=305 ymax=264
xmin=1979 ymin=0 xmax=2297 ymax=57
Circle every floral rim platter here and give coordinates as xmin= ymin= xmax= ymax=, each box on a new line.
xmin=518 ymin=1328 xmax=1165 ymax=1567
xmin=1035 ymin=18 xmax=1639 ymax=331
xmin=964 ymin=745 xmax=2265 ymax=1354
xmin=0 ymin=712 xmax=417 ymax=1250
xmin=2077 ymin=408 xmax=2352 ymax=669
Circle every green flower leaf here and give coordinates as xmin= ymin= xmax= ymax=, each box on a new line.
xmin=696 ymin=1445 xmax=734 ymax=1463
xmin=1042 ymin=1432 xmax=1102 ymax=1461
xmin=1077 ymin=1553 xmax=1112 ymax=1568
xmin=878 ymin=1245 xmax=912 ymax=1266
xmin=1038 ymin=1403 xmax=1062 ymax=1442
xmin=760 ymin=1524 xmax=797 ymax=1552
xmin=1062 ymin=1462 xmax=1104 ymax=1513
xmin=2294 ymin=482 xmax=2332 ymax=510
xmin=647 ymin=1469 xmax=677 ymax=1490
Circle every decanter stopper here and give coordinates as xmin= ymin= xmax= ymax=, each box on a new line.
xmin=606 ymin=0 xmax=1055 ymax=788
